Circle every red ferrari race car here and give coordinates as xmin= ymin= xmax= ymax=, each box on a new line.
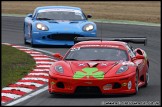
xmin=48 ymin=37 xmax=149 ymax=95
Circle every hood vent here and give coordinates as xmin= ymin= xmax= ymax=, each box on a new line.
xmin=87 ymin=62 xmax=99 ymax=67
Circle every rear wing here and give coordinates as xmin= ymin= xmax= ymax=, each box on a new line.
xmin=74 ymin=37 xmax=147 ymax=46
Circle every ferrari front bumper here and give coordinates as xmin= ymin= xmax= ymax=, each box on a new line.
xmin=48 ymin=72 xmax=136 ymax=95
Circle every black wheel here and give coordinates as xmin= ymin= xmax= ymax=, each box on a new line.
xmin=29 ymin=26 xmax=36 ymax=47
xmin=24 ymin=23 xmax=28 ymax=45
xmin=143 ymin=70 xmax=149 ymax=87
xmin=24 ymin=37 xmax=28 ymax=45
xmin=31 ymin=39 xmax=36 ymax=47
xmin=134 ymin=71 xmax=139 ymax=94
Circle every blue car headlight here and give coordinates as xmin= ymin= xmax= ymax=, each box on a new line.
xmin=83 ymin=24 xmax=94 ymax=31
xmin=116 ymin=65 xmax=128 ymax=74
xmin=36 ymin=23 xmax=49 ymax=31
xmin=55 ymin=65 xmax=64 ymax=74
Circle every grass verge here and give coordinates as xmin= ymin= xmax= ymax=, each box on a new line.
xmin=1 ymin=45 xmax=36 ymax=88
xmin=2 ymin=1 xmax=160 ymax=23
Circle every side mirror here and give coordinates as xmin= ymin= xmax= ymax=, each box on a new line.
xmin=132 ymin=54 xmax=145 ymax=61
xmin=53 ymin=53 xmax=63 ymax=60
xmin=27 ymin=14 xmax=32 ymax=18
xmin=135 ymin=55 xmax=145 ymax=59
xmin=134 ymin=48 xmax=143 ymax=55
xmin=87 ymin=14 xmax=92 ymax=18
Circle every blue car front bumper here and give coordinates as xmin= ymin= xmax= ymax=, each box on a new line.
xmin=32 ymin=31 xmax=96 ymax=46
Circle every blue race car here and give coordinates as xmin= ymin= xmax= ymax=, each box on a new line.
xmin=24 ymin=6 xmax=97 ymax=47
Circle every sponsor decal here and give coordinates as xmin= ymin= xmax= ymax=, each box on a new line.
xmin=79 ymin=45 xmax=119 ymax=48
xmin=122 ymin=83 xmax=127 ymax=86
xmin=70 ymin=47 xmax=80 ymax=51
xmin=38 ymin=8 xmax=81 ymax=14
xmin=122 ymin=61 xmax=135 ymax=66
xmin=78 ymin=63 xmax=85 ymax=66
xmin=103 ymin=84 xmax=112 ymax=90
xmin=73 ymin=67 xmax=104 ymax=80
xmin=51 ymin=81 xmax=55 ymax=85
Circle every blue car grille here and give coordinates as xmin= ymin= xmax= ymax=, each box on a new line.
xmin=47 ymin=34 xmax=81 ymax=41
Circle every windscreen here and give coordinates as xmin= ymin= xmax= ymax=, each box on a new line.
xmin=36 ymin=8 xmax=86 ymax=21
xmin=64 ymin=47 xmax=129 ymax=61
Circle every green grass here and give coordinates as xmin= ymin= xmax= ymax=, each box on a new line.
xmin=1 ymin=45 xmax=36 ymax=88
xmin=2 ymin=1 xmax=160 ymax=23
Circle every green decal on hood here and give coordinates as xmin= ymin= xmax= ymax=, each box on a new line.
xmin=73 ymin=67 xmax=104 ymax=79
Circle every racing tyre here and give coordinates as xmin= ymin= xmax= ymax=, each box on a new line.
xmin=134 ymin=71 xmax=139 ymax=94
xmin=30 ymin=27 xmax=36 ymax=47
xmin=143 ymin=70 xmax=149 ymax=87
xmin=24 ymin=37 xmax=28 ymax=45
xmin=31 ymin=40 xmax=36 ymax=47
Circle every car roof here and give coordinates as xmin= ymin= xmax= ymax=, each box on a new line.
xmin=35 ymin=6 xmax=81 ymax=11
xmin=73 ymin=41 xmax=128 ymax=50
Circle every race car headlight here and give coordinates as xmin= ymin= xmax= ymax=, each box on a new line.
xmin=55 ymin=65 xmax=64 ymax=74
xmin=83 ymin=24 xmax=94 ymax=31
xmin=36 ymin=23 xmax=48 ymax=31
xmin=116 ymin=65 xmax=128 ymax=74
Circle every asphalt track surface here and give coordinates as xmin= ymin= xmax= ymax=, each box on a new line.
xmin=2 ymin=16 xmax=161 ymax=106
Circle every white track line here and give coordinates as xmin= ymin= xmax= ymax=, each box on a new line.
xmin=2 ymin=43 xmax=12 ymax=45
xmin=36 ymin=61 xmax=54 ymax=64
xmin=28 ymin=73 xmax=49 ymax=76
xmin=32 ymin=69 xmax=49 ymax=72
xmin=5 ymin=86 xmax=48 ymax=106
xmin=26 ymin=51 xmax=41 ymax=54
xmin=22 ymin=77 xmax=48 ymax=82
xmin=2 ymin=87 xmax=33 ymax=93
xmin=34 ymin=57 xmax=54 ymax=60
xmin=24 ymin=47 xmax=54 ymax=55
xmin=1 ymin=93 xmax=21 ymax=99
xmin=16 ymin=82 xmax=43 ymax=87
xmin=35 ymin=59 xmax=55 ymax=61
xmin=30 ymin=54 xmax=48 ymax=57
xmin=12 ymin=46 xmax=25 ymax=48
xmin=18 ymin=49 xmax=31 ymax=51
xmin=36 ymin=65 xmax=51 ymax=68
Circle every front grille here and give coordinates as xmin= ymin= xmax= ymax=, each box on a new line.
xmin=113 ymin=83 xmax=121 ymax=89
xmin=47 ymin=34 xmax=81 ymax=41
xmin=56 ymin=82 xmax=65 ymax=88
xmin=75 ymin=86 xmax=102 ymax=94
